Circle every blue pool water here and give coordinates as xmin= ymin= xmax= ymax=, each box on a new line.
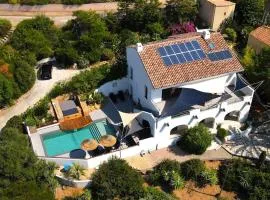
xmin=42 ymin=120 xmax=115 ymax=157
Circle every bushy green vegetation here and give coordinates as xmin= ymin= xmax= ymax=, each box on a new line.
xmin=148 ymin=159 xmax=184 ymax=191
xmin=148 ymin=158 xmax=218 ymax=191
xmin=91 ymin=157 xmax=145 ymax=200
xmin=181 ymin=159 xmax=218 ymax=187
xmin=177 ymin=124 xmax=212 ymax=154
xmin=219 ymin=159 xmax=270 ymax=200
xmin=216 ymin=127 xmax=228 ymax=143
xmin=144 ymin=186 xmax=177 ymax=200
xmin=224 ymin=27 xmax=237 ymax=43
xmin=0 ymin=127 xmax=57 ymax=199
xmin=0 ymin=18 xmax=11 ymax=37
xmin=55 ymin=11 xmax=110 ymax=68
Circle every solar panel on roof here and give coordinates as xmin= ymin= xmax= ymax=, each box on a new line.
xmin=158 ymin=40 xmax=207 ymax=66
xmin=165 ymin=46 xmax=174 ymax=54
xmin=207 ymin=50 xmax=233 ymax=62
xmin=185 ymin=42 xmax=194 ymax=51
xmin=179 ymin=43 xmax=188 ymax=52
xmin=162 ymin=56 xmax=172 ymax=66
xmin=197 ymin=50 xmax=206 ymax=59
xmin=190 ymin=51 xmax=200 ymax=60
xmin=191 ymin=41 xmax=201 ymax=49
xmin=158 ymin=47 xmax=167 ymax=56
xmin=208 ymin=53 xmax=218 ymax=61
xmin=223 ymin=50 xmax=232 ymax=58
xmin=171 ymin=44 xmax=181 ymax=53
xmin=170 ymin=55 xmax=179 ymax=64
xmin=183 ymin=52 xmax=193 ymax=62
xmin=177 ymin=54 xmax=185 ymax=63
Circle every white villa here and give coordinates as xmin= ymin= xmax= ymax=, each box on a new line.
xmin=28 ymin=30 xmax=254 ymax=169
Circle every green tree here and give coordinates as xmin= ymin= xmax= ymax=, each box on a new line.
xmin=235 ymin=0 xmax=265 ymax=27
xmin=242 ymin=46 xmax=257 ymax=72
xmin=13 ymin=59 xmax=36 ymax=93
xmin=0 ymin=127 xmax=56 ymax=199
xmin=0 ymin=74 xmax=14 ymax=106
xmin=165 ymin=0 xmax=198 ymax=24
xmin=178 ymin=124 xmax=212 ymax=154
xmin=11 ymin=15 xmax=57 ymax=60
xmin=119 ymin=0 xmax=163 ymax=33
xmin=91 ymin=157 xmax=145 ymax=200
xmin=0 ymin=18 xmax=12 ymax=37
xmin=224 ymin=28 xmax=237 ymax=42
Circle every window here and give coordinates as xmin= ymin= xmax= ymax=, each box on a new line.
xmin=144 ymin=86 xmax=148 ymax=99
xmin=130 ymin=67 xmax=133 ymax=80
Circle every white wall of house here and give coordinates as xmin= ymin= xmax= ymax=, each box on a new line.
xmin=145 ymin=73 xmax=237 ymax=105
xmin=180 ymin=73 xmax=236 ymax=94
xmin=126 ymin=47 xmax=158 ymax=113
xmin=97 ymin=77 xmax=129 ymax=96
xmin=150 ymin=97 xmax=252 ymax=143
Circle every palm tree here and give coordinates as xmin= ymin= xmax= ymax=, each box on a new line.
xmin=69 ymin=163 xmax=86 ymax=180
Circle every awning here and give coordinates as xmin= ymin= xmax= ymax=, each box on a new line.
xmin=126 ymin=119 xmax=144 ymax=135
xmin=118 ymin=111 xmax=142 ymax=127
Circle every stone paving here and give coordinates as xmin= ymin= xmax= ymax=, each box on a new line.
xmin=125 ymin=146 xmax=232 ymax=171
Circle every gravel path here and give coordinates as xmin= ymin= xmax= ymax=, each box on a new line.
xmin=0 ymin=68 xmax=81 ymax=130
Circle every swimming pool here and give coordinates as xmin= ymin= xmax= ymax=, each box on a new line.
xmin=42 ymin=120 xmax=116 ymax=157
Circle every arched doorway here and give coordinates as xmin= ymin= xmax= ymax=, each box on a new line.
xmin=199 ymin=117 xmax=215 ymax=129
xmin=225 ymin=111 xmax=240 ymax=121
xmin=170 ymin=125 xmax=188 ymax=136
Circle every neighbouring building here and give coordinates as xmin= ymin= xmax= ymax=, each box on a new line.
xmin=248 ymin=26 xmax=270 ymax=54
xmin=199 ymin=0 xmax=235 ymax=31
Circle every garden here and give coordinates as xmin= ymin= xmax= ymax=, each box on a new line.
xmin=56 ymin=156 xmax=270 ymax=200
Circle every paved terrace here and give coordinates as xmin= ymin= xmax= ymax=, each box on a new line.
xmin=125 ymin=146 xmax=232 ymax=171
xmin=156 ymin=75 xmax=250 ymax=117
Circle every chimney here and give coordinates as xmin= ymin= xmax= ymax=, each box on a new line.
xmin=136 ymin=43 xmax=143 ymax=52
xmin=202 ymin=30 xmax=211 ymax=40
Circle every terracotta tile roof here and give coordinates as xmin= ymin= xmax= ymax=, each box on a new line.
xmin=250 ymin=26 xmax=270 ymax=47
xmin=134 ymin=32 xmax=243 ymax=89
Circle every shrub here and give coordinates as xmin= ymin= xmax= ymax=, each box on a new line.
xmin=148 ymin=159 xmax=181 ymax=185
xmin=65 ymin=163 xmax=85 ymax=180
xmin=91 ymin=157 xmax=144 ymax=200
xmin=218 ymin=159 xmax=270 ymax=200
xmin=143 ymin=186 xmax=176 ymax=200
xmin=224 ymin=28 xmax=237 ymax=42
xmin=217 ymin=128 xmax=228 ymax=143
xmin=180 ymin=159 xmax=205 ymax=181
xmin=198 ymin=168 xmax=218 ymax=187
xmin=0 ymin=19 xmax=12 ymax=37
xmin=101 ymin=48 xmax=115 ymax=61
xmin=178 ymin=124 xmax=212 ymax=154
xmin=2 ymin=115 xmax=24 ymax=133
